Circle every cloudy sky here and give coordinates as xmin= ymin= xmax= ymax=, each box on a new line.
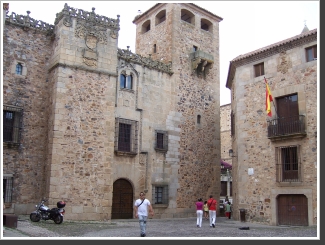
xmin=3 ymin=1 xmax=320 ymax=105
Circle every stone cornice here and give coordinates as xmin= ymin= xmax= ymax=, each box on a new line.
xmin=117 ymin=47 xmax=173 ymax=75
xmin=48 ymin=62 xmax=117 ymax=77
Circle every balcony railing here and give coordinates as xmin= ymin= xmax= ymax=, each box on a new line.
xmin=267 ymin=115 xmax=306 ymax=139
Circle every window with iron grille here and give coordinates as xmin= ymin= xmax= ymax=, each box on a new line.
xmin=155 ymin=130 xmax=168 ymax=152
xmin=3 ymin=105 xmax=23 ymax=145
xmin=3 ymin=175 xmax=13 ymax=203
xmin=115 ymin=118 xmax=138 ymax=155
xmin=275 ymin=145 xmax=301 ymax=182
xmin=306 ymin=45 xmax=317 ymax=62
xmin=152 ymin=185 xmax=168 ymax=204
xmin=16 ymin=63 xmax=23 ymax=75
xmin=254 ymin=62 xmax=265 ymax=77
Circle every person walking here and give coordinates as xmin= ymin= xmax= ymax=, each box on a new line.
xmin=195 ymin=198 xmax=204 ymax=227
xmin=134 ymin=191 xmax=154 ymax=237
xmin=225 ymin=201 xmax=232 ymax=219
xmin=207 ymin=195 xmax=217 ymax=228
xmin=203 ymin=201 xmax=209 ymax=220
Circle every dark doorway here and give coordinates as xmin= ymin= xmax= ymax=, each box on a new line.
xmin=277 ymin=194 xmax=308 ymax=226
xmin=111 ymin=179 xmax=134 ymax=219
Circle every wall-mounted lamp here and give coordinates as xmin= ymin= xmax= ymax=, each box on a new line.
xmin=229 ymin=149 xmax=236 ymax=157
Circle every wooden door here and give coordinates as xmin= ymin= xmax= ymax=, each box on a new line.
xmin=111 ymin=179 xmax=133 ymax=219
xmin=277 ymin=194 xmax=308 ymax=226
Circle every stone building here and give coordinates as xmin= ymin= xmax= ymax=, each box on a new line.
xmin=220 ymin=103 xmax=232 ymax=205
xmin=226 ymin=27 xmax=317 ymax=226
xmin=3 ymin=3 xmax=222 ymax=220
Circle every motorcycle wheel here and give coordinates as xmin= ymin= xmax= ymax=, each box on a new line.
xmin=53 ymin=215 xmax=63 ymax=224
xmin=30 ymin=213 xmax=41 ymax=222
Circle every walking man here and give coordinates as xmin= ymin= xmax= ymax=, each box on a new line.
xmin=207 ymin=195 xmax=217 ymax=228
xmin=134 ymin=191 xmax=154 ymax=237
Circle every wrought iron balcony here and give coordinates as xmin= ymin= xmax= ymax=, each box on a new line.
xmin=267 ymin=115 xmax=306 ymax=140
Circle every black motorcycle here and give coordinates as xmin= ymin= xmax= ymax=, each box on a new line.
xmin=30 ymin=199 xmax=66 ymax=224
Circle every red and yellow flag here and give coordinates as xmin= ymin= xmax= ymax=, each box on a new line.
xmin=265 ymin=78 xmax=273 ymax=117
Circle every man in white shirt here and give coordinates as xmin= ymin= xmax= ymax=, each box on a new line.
xmin=134 ymin=191 xmax=154 ymax=237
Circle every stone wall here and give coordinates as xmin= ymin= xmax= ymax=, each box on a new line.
xmin=220 ymin=104 xmax=232 ymax=164
xmin=3 ymin=22 xmax=53 ymax=213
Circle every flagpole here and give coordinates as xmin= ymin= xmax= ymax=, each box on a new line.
xmin=264 ymin=77 xmax=278 ymax=118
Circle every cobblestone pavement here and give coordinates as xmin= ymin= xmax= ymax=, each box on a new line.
xmin=2 ymin=215 xmax=318 ymax=239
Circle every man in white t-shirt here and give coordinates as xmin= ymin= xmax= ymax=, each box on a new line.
xmin=134 ymin=191 xmax=154 ymax=237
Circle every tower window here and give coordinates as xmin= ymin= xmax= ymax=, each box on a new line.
xmin=181 ymin=9 xmax=195 ymax=25
xmin=15 ymin=63 xmax=23 ymax=75
xmin=155 ymin=10 xmax=166 ymax=25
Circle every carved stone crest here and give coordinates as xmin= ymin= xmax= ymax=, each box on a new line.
xmin=277 ymin=51 xmax=292 ymax=74
xmin=85 ymin=34 xmax=98 ymax=50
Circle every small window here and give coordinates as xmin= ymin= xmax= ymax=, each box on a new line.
xmin=3 ymin=175 xmax=13 ymax=203
xmin=120 ymin=74 xmax=126 ymax=88
xmin=155 ymin=10 xmax=166 ymax=25
xmin=193 ymin=45 xmax=198 ymax=52
xmin=3 ymin=105 xmax=23 ymax=144
xmin=197 ymin=115 xmax=201 ymax=124
xmin=155 ymin=130 xmax=168 ymax=152
xmin=126 ymin=75 xmax=133 ymax=89
xmin=276 ymin=145 xmax=301 ymax=182
xmin=142 ymin=20 xmax=151 ymax=33
xmin=120 ymin=74 xmax=133 ymax=90
xmin=152 ymin=186 xmax=168 ymax=204
xmin=153 ymin=44 xmax=157 ymax=53
xmin=15 ymin=63 xmax=23 ymax=75
xmin=306 ymin=45 xmax=317 ymax=62
xmin=201 ymin=18 xmax=212 ymax=33
xmin=254 ymin=63 xmax=265 ymax=77
xmin=181 ymin=9 xmax=195 ymax=25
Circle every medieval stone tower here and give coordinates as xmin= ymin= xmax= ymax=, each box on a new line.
xmin=3 ymin=3 xmax=222 ymax=220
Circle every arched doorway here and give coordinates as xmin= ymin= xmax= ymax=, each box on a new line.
xmin=111 ymin=179 xmax=134 ymax=219
xmin=277 ymin=194 xmax=308 ymax=226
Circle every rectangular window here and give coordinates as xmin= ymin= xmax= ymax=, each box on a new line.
xmin=115 ymin=118 xmax=138 ymax=155
xmin=276 ymin=145 xmax=301 ymax=182
xmin=306 ymin=45 xmax=317 ymax=62
xmin=254 ymin=62 xmax=264 ymax=77
xmin=3 ymin=105 xmax=23 ymax=144
xmin=155 ymin=130 xmax=168 ymax=152
xmin=152 ymin=186 xmax=168 ymax=204
xmin=3 ymin=175 xmax=13 ymax=203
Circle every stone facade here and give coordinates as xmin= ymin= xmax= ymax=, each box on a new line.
xmin=220 ymin=104 xmax=232 ymax=164
xmin=3 ymin=3 xmax=222 ymax=220
xmin=226 ymin=28 xmax=317 ymax=226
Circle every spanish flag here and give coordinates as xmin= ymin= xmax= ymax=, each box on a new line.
xmin=265 ymin=77 xmax=273 ymax=117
